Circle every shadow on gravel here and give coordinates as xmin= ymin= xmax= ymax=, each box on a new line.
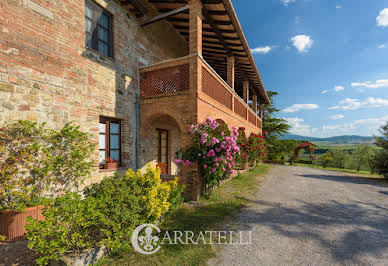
xmin=237 ymin=199 xmax=388 ymax=264
xmin=297 ymin=174 xmax=388 ymax=187
xmin=379 ymin=191 xmax=388 ymax=196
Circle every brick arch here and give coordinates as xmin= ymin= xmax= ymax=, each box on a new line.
xmin=139 ymin=112 xmax=184 ymax=176
xmin=214 ymin=118 xmax=232 ymax=136
xmin=140 ymin=111 xmax=185 ymax=141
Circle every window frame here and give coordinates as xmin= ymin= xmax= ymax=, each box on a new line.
xmin=99 ymin=117 xmax=121 ymax=168
xmin=85 ymin=0 xmax=114 ymax=59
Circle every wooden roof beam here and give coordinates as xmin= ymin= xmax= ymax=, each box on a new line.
xmin=141 ymin=5 xmax=189 ymax=26
xmin=121 ymin=0 xmax=148 ymax=15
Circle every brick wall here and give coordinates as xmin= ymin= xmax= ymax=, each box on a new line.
xmin=0 ymin=0 xmax=187 ymax=186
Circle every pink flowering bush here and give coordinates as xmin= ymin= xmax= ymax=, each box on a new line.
xmin=175 ymin=118 xmax=240 ymax=193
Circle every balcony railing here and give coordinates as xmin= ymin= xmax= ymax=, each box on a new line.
xmin=140 ymin=55 xmax=262 ymax=128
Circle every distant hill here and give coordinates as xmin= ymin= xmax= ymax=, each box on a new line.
xmin=280 ymin=134 xmax=375 ymax=145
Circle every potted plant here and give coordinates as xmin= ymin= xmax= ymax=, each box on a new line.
xmin=103 ymin=157 xmax=118 ymax=169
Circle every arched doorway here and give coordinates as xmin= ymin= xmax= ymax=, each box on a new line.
xmin=140 ymin=114 xmax=182 ymax=176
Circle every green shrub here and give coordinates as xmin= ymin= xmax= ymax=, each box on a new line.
xmin=26 ymin=165 xmax=185 ymax=265
xmin=0 ymin=120 xmax=94 ymax=211
xmin=25 ymin=192 xmax=101 ymax=265
xmin=166 ymin=177 xmax=185 ymax=210
xmin=372 ymin=122 xmax=388 ymax=178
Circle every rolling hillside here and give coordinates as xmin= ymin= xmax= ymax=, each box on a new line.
xmin=281 ymin=134 xmax=375 ymax=146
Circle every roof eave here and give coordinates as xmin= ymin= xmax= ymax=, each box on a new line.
xmin=222 ymin=0 xmax=270 ymax=104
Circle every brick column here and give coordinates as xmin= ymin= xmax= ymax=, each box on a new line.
xmin=189 ymin=0 xmax=202 ymax=56
xmin=259 ymin=103 xmax=263 ymax=118
xmin=188 ymin=0 xmax=202 ymax=94
xmin=252 ymin=94 xmax=257 ymax=114
xmin=227 ymin=56 xmax=235 ymax=89
xmin=243 ymin=81 xmax=249 ymax=120
xmin=243 ymin=81 xmax=249 ymax=104
xmin=185 ymin=0 xmax=202 ymax=201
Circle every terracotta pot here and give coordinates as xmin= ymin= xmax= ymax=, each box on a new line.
xmin=0 ymin=205 xmax=44 ymax=242
xmin=103 ymin=162 xmax=118 ymax=170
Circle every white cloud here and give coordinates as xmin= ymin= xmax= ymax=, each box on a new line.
xmin=329 ymin=97 xmax=388 ymax=110
xmin=336 ymin=5 xmax=342 ymax=9
xmin=281 ymin=0 xmax=296 ymax=6
xmin=251 ymin=46 xmax=272 ymax=54
xmin=291 ymin=35 xmax=313 ymax=52
xmin=351 ymin=79 xmax=388 ymax=89
xmin=334 ymin=85 xmax=344 ymax=92
xmin=329 ymin=98 xmax=360 ymax=110
xmin=321 ymin=90 xmax=328 ymax=94
xmin=284 ymin=115 xmax=388 ymax=137
xmin=378 ymin=44 xmax=386 ymax=49
xmin=330 ymin=114 xmax=344 ymax=120
xmin=322 ymin=116 xmax=388 ymax=136
xmin=284 ymin=117 xmax=316 ymax=136
xmin=283 ymin=103 xmax=319 ymax=113
xmin=377 ymin=8 xmax=388 ymax=27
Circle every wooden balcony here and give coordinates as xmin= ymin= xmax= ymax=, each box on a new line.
xmin=139 ymin=54 xmax=262 ymax=135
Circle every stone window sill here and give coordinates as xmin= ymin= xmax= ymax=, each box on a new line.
xmin=84 ymin=47 xmax=115 ymax=66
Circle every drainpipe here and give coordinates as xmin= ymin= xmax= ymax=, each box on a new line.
xmin=135 ymin=92 xmax=140 ymax=171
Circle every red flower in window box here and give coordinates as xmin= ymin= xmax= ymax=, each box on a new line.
xmin=103 ymin=157 xmax=118 ymax=169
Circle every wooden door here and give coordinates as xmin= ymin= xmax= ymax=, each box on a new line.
xmin=157 ymin=129 xmax=168 ymax=174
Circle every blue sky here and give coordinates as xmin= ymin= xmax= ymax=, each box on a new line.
xmin=232 ymin=0 xmax=388 ymax=137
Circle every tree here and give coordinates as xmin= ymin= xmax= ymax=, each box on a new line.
xmin=262 ymin=91 xmax=290 ymax=143
xmin=330 ymin=150 xmax=347 ymax=169
xmin=317 ymin=153 xmax=333 ymax=168
xmin=372 ymin=121 xmax=388 ymax=178
xmin=352 ymin=145 xmax=373 ymax=172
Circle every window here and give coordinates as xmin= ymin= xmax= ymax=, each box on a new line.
xmin=99 ymin=117 xmax=121 ymax=168
xmin=85 ymin=0 xmax=113 ymax=58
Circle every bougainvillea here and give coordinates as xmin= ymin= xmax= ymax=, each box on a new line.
xmin=292 ymin=142 xmax=317 ymax=161
xmin=175 ymin=118 xmax=240 ymax=193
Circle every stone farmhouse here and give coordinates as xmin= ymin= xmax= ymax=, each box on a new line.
xmin=0 ymin=0 xmax=269 ymax=200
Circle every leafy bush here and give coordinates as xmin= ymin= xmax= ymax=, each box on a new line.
xmin=25 ymin=192 xmax=101 ymax=265
xmin=26 ymin=165 xmax=184 ymax=265
xmin=0 ymin=121 xmax=94 ymax=211
xmin=372 ymin=122 xmax=388 ymax=178
xmin=246 ymin=132 xmax=267 ymax=163
xmin=292 ymin=142 xmax=317 ymax=162
xmin=175 ymin=118 xmax=240 ymax=193
xmin=316 ymin=153 xmax=334 ymax=168
xmin=167 ymin=177 xmax=185 ymax=210
xmin=234 ymin=127 xmax=267 ymax=168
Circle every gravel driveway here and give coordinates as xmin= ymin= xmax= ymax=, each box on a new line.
xmin=210 ymin=165 xmax=388 ymax=266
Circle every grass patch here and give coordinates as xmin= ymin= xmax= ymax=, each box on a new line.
xmin=293 ymin=163 xmax=383 ymax=178
xmin=97 ymin=164 xmax=270 ymax=266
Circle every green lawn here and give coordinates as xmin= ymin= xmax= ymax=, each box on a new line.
xmin=97 ymin=164 xmax=270 ymax=266
xmin=293 ymin=163 xmax=384 ymax=178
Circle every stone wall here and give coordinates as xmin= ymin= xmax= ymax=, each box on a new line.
xmin=0 ymin=0 xmax=187 ymax=186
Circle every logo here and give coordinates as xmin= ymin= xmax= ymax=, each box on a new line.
xmin=131 ymin=224 xmax=161 ymax=255
xmin=131 ymin=224 xmax=253 ymax=255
